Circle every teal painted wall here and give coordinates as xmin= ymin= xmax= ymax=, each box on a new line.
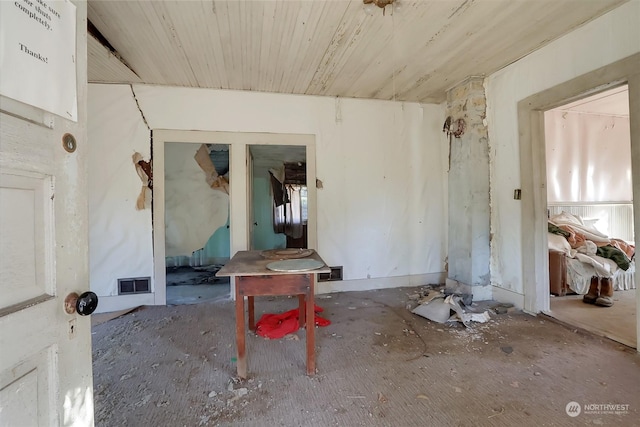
xmin=203 ymin=211 xmax=230 ymax=260
xmin=171 ymin=167 xmax=284 ymax=264
xmin=252 ymin=170 xmax=286 ymax=250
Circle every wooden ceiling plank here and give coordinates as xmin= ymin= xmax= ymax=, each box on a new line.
xmin=214 ymin=1 xmax=242 ymax=90
xmin=201 ymin=0 xmax=230 ymax=89
xmin=324 ymin=13 xmax=397 ymax=99
xmin=230 ymin=0 xmax=247 ymax=90
xmin=278 ymin=1 xmax=315 ymax=93
xmin=88 ymin=2 xmax=161 ymax=82
xmin=399 ymin=0 xmax=619 ymax=102
xmin=316 ymin=5 xmax=397 ymax=98
xmin=397 ymin=0 xmax=625 ymax=102
xmin=123 ymin=1 xmax=192 ymax=86
xmin=240 ymin=0 xmax=254 ymax=91
xmin=292 ymin=1 xmax=352 ymax=94
xmin=267 ymin=0 xmax=293 ymax=93
xmin=257 ymin=1 xmax=277 ymax=91
xmin=389 ymin=0 xmax=534 ymax=101
xmin=87 ymin=35 xmax=142 ymax=83
xmin=158 ymin=2 xmax=207 ymax=87
xmin=343 ymin=10 xmax=408 ymax=99
xmin=131 ymin=2 xmax=181 ymax=85
xmin=247 ymin=1 xmax=264 ymax=91
xmin=272 ymin=0 xmax=301 ymax=93
xmin=163 ymin=1 xmax=223 ymax=89
xmin=307 ymin=1 xmax=373 ymax=95
xmin=273 ymin=1 xmax=305 ymax=93
xmin=363 ymin=0 xmax=482 ymax=101
xmin=289 ymin=1 xmax=336 ymax=94
xmin=408 ymin=1 xmax=542 ymax=99
xmin=86 ymin=0 xmax=627 ymax=102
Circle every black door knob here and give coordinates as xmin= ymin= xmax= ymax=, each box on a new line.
xmin=65 ymin=291 xmax=99 ymax=316
xmin=76 ymin=291 xmax=99 ymax=315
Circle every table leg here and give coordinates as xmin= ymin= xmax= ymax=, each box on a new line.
xmin=235 ymin=287 xmax=247 ymax=379
xmin=298 ymin=294 xmax=305 ymax=328
xmin=248 ymin=296 xmax=255 ymax=331
xmin=306 ymin=276 xmax=315 ymax=376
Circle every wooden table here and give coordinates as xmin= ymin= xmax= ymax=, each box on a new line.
xmin=216 ymin=250 xmax=330 ymax=378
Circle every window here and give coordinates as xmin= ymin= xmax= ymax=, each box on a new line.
xmin=300 ymin=186 xmax=308 ymax=223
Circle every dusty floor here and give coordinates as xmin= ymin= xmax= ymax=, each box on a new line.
xmin=92 ymin=287 xmax=640 ymax=426
xmin=549 ymin=289 xmax=636 ymax=348
xmin=166 ymin=266 xmax=230 ymax=305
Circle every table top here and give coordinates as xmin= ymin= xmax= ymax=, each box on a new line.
xmin=216 ymin=250 xmax=331 ymax=277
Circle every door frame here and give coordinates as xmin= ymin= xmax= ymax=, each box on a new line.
xmin=518 ymin=53 xmax=640 ymax=349
xmin=153 ymin=130 xmax=317 ymax=302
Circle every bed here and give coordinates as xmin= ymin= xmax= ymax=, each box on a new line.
xmin=547 ymin=211 xmax=636 ymax=295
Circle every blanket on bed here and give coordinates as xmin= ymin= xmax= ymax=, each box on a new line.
xmin=548 ymin=211 xmax=636 ymax=294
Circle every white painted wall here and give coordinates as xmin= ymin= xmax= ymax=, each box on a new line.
xmin=545 ymin=110 xmax=631 ymax=203
xmin=486 ymin=1 xmax=640 ymax=301
xmin=89 ymin=84 xmax=448 ymax=304
xmin=88 ymin=84 xmax=154 ymax=310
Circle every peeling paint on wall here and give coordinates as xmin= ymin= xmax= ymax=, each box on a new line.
xmin=446 ymin=76 xmax=491 ymax=296
xmin=194 ymin=144 xmax=229 ymax=194
xmin=165 ymin=142 xmax=229 ymax=258
xmin=132 ymin=152 xmax=152 ymax=210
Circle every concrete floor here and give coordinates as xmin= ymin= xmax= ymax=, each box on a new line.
xmin=549 ymin=289 xmax=637 ymax=348
xmin=92 ymin=286 xmax=640 ymax=426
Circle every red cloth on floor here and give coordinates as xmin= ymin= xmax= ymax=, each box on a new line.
xmin=255 ymin=304 xmax=330 ymax=339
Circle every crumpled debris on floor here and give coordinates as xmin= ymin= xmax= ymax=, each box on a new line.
xmin=409 ymin=287 xmax=490 ymax=327
xmin=255 ymin=304 xmax=330 ymax=339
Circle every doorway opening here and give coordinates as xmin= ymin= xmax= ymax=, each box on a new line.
xmin=248 ymin=144 xmax=308 ymax=251
xmin=152 ymin=130 xmax=318 ymax=303
xmin=164 ymin=142 xmax=231 ymax=305
xmin=544 ymin=85 xmax=636 ymax=347
xmin=518 ymin=54 xmax=639 ymax=349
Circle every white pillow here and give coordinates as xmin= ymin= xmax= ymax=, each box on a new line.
xmin=548 ymin=232 xmax=573 ymax=256
xmin=550 ymin=211 xmax=584 ymax=226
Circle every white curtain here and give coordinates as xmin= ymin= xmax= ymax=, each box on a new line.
xmin=273 ymin=185 xmax=303 ymax=238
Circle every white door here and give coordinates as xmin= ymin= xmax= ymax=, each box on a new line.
xmin=0 ymin=1 xmax=94 ymax=425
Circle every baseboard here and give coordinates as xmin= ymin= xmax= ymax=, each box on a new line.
xmin=445 ymin=278 xmax=493 ymax=301
xmin=94 ymin=274 xmax=521 ymax=311
xmin=316 ymin=272 xmax=446 ymax=294
xmin=94 ymin=293 xmax=156 ymax=314
xmin=492 ymin=285 xmax=526 ymax=310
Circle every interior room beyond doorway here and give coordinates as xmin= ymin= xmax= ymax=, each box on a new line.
xmin=248 ymin=144 xmax=308 ymax=251
xmin=152 ymin=130 xmax=318 ymax=304
xmin=164 ymin=142 xmax=231 ymax=305
xmin=544 ymin=85 xmax=636 ymax=348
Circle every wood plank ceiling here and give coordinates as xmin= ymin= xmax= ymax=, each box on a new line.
xmin=87 ymin=0 xmax=627 ymax=103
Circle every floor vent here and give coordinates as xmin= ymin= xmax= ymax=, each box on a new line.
xmin=118 ymin=277 xmax=151 ymax=295
xmin=318 ymin=266 xmax=343 ymax=282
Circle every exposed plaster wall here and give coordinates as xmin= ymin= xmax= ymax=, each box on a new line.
xmin=89 ymin=84 xmax=448 ymax=298
xmin=164 ymin=142 xmax=229 ymax=259
xmin=486 ymin=1 xmax=640 ymax=303
xmin=88 ymin=84 xmax=153 ymax=297
xmin=446 ymin=77 xmax=491 ymax=299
